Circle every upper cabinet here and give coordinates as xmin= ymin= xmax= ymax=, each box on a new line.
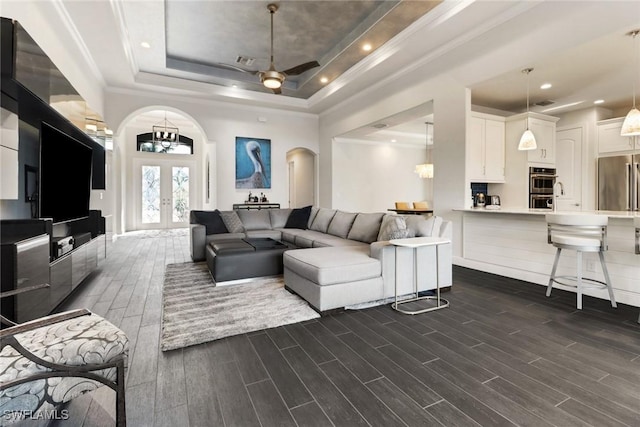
xmin=506 ymin=112 xmax=559 ymax=167
xmin=468 ymin=112 xmax=505 ymax=183
xmin=597 ymin=117 xmax=639 ymax=154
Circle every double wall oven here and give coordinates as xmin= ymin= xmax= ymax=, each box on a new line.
xmin=529 ymin=167 xmax=556 ymax=209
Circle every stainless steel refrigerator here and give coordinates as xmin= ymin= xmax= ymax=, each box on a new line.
xmin=598 ymin=155 xmax=640 ymax=211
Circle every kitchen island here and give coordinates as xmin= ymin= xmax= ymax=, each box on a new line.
xmin=455 ymin=208 xmax=640 ymax=308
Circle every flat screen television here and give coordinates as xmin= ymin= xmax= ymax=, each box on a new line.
xmin=39 ymin=122 xmax=93 ymax=224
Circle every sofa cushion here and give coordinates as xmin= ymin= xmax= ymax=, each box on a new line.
xmin=308 ymin=207 xmax=319 ymax=228
xmin=270 ymin=208 xmax=292 ymax=229
xmin=237 ymin=209 xmax=271 ymax=231
xmin=404 ymin=215 xmax=436 ymax=237
xmin=311 ymin=235 xmax=368 ymax=249
xmin=347 ymin=212 xmax=385 ymax=243
xmin=290 ymin=230 xmax=325 ymax=248
xmin=219 ymin=211 xmax=245 ymax=233
xmin=327 ymin=211 xmax=357 ymax=238
xmin=377 ymin=215 xmax=409 ymax=241
xmin=190 ymin=210 xmax=229 ymax=235
xmin=283 ymin=246 xmax=381 ymax=286
xmin=309 ymin=209 xmax=336 ymax=233
xmin=285 ymin=205 xmax=313 ymax=229
xmin=206 ymin=233 xmax=246 ymax=245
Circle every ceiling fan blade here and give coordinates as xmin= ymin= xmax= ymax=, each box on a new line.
xmin=271 ymin=87 xmax=282 ymax=95
xmin=283 ymin=61 xmax=320 ymax=76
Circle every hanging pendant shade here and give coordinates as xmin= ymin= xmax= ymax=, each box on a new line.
xmin=518 ymin=129 xmax=537 ymax=151
xmin=518 ymin=68 xmax=537 ymax=151
xmin=621 ymin=107 xmax=640 ymax=136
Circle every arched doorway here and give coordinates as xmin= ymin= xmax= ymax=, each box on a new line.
xmin=113 ymin=107 xmax=207 ymax=232
xmin=286 ymin=148 xmax=316 ymax=207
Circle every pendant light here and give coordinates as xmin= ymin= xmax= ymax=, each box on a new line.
xmin=518 ymin=68 xmax=537 ymax=150
xmin=621 ymin=30 xmax=640 ymax=136
xmin=414 ymin=122 xmax=434 ymax=178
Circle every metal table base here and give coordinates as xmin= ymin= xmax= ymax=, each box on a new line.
xmin=390 ymin=237 xmax=450 ymax=315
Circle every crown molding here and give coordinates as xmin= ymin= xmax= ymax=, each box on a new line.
xmin=50 ymin=0 xmax=106 ymax=88
xmin=315 ymin=0 xmax=541 ymax=117
xmin=109 ymin=0 xmax=139 ymax=77
xmin=106 ymin=84 xmax=319 ymax=120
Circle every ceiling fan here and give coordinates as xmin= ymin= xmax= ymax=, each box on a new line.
xmin=259 ymin=3 xmax=320 ymax=94
xmin=216 ymin=3 xmax=320 ymax=94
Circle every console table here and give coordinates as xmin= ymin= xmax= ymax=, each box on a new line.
xmin=388 ymin=236 xmax=450 ymax=315
xmin=233 ymin=203 xmax=280 ymax=210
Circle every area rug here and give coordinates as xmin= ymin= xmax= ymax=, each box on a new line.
xmin=161 ymin=262 xmax=320 ymax=351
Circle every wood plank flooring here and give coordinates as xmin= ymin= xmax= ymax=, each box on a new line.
xmin=44 ymin=229 xmax=640 ymax=426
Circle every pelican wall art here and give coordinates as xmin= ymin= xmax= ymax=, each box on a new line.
xmin=235 ymin=137 xmax=271 ymax=189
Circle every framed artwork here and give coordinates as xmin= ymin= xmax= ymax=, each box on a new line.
xmin=235 ymin=136 xmax=271 ymax=189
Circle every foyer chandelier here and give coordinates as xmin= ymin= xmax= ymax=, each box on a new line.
xmin=152 ymin=112 xmax=179 ymax=149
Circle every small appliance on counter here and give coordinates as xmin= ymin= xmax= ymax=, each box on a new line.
xmin=474 ymin=193 xmax=486 ymax=208
xmin=485 ymin=195 xmax=501 ymax=209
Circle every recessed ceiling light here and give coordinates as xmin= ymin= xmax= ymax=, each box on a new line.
xmin=391 ymin=139 xmax=397 ymax=143
xmin=594 ymin=99 xmax=605 ymax=104
xmin=320 ymin=77 xmax=328 ymax=84
xmin=540 ymin=83 xmax=552 ymax=90
xmin=362 ymin=43 xmax=372 ymax=52
xmin=140 ymin=41 xmax=151 ymax=49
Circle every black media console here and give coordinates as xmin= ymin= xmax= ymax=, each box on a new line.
xmin=0 ymin=211 xmax=107 ymax=324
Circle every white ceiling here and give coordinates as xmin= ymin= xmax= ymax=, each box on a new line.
xmin=7 ymin=1 xmax=640 ymax=140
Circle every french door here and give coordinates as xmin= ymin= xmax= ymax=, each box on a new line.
xmin=134 ymin=158 xmax=195 ymax=229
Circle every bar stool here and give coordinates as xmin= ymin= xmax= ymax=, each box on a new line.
xmin=545 ymin=213 xmax=617 ymax=310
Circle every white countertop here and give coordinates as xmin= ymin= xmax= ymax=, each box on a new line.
xmin=456 ymin=208 xmax=640 ymax=219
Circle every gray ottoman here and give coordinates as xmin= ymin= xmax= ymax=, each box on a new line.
xmin=283 ymin=246 xmax=384 ymax=312
xmin=206 ymin=238 xmax=289 ymax=283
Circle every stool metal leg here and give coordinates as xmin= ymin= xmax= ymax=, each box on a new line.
xmin=576 ymin=251 xmax=583 ymax=310
xmin=598 ymin=251 xmax=617 ymax=308
xmin=547 ymin=248 xmax=562 ymax=297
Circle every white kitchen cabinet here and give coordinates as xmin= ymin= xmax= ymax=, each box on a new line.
xmin=468 ymin=113 xmax=505 ymax=182
xmin=505 ymin=112 xmax=558 ymax=167
xmin=527 ymin=116 xmax=556 ymax=165
xmin=597 ymin=117 xmax=638 ymax=154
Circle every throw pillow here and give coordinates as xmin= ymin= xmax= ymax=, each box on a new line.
xmin=347 ymin=212 xmax=385 ymax=243
xmin=285 ymin=205 xmax=312 ymax=229
xmin=404 ymin=215 xmax=436 ymax=237
xmin=377 ymin=215 xmax=408 ymax=241
xmin=219 ymin=210 xmax=245 ymax=233
xmin=190 ymin=210 xmax=228 ymax=235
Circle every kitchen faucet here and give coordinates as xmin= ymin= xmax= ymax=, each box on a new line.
xmin=553 ymin=181 xmax=564 ymax=212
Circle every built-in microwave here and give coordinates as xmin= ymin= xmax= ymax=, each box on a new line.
xmin=529 ymin=167 xmax=556 ymax=194
xmin=530 ymin=194 xmax=553 ymax=209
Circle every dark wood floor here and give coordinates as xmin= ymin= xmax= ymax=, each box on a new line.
xmin=44 ymin=229 xmax=640 ymax=426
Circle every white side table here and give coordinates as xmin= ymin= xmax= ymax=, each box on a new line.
xmin=388 ymin=236 xmax=451 ymax=315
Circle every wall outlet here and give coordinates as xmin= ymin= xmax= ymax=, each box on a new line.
xmin=586 ymin=259 xmax=596 ymax=272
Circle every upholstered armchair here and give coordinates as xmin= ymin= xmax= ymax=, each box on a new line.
xmin=0 ymin=285 xmax=128 ymax=426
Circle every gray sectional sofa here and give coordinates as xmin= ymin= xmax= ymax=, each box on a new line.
xmin=189 ymin=207 xmax=452 ymax=312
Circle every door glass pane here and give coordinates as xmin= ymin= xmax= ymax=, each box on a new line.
xmin=142 ymin=165 xmax=160 ymax=223
xmin=172 ymin=166 xmax=189 ymax=223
